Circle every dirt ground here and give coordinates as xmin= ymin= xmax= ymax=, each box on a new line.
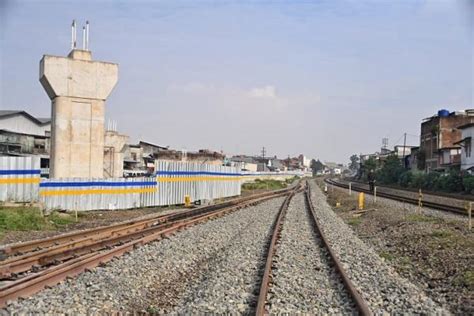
xmin=315 ymin=178 xmax=473 ymax=315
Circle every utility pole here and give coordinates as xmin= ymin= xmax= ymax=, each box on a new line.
xmin=402 ymin=132 xmax=407 ymax=168
xmin=261 ymin=147 xmax=266 ymax=159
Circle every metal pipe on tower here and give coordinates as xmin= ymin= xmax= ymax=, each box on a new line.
xmin=85 ymin=21 xmax=90 ymax=50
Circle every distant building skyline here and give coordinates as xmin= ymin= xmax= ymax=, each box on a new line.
xmin=1 ymin=1 xmax=472 ymax=164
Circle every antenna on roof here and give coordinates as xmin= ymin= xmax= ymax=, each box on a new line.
xmin=71 ymin=20 xmax=77 ymax=49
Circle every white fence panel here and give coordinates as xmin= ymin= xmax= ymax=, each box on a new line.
xmin=155 ymin=160 xmax=241 ymax=206
xmin=0 ymin=157 xmax=40 ymax=202
xmin=40 ymin=177 xmax=157 ymax=211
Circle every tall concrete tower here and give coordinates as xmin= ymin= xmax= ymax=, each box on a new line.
xmin=40 ymin=21 xmax=118 ymax=178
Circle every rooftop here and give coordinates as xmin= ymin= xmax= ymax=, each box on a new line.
xmin=0 ymin=110 xmax=51 ymax=125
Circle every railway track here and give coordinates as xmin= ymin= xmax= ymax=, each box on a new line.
xmin=325 ymin=178 xmax=468 ymax=216
xmin=0 ymin=185 xmax=299 ymax=307
xmin=256 ymin=182 xmax=372 ymax=315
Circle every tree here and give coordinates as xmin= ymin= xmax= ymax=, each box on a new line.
xmin=310 ymin=159 xmax=324 ymax=176
xmin=349 ymin=154 xmax=359 ymax=171
xmin=361 ymin=157 xmax=376 ymax=180
xmin=377 ymin=154 xmax=404 ymax=184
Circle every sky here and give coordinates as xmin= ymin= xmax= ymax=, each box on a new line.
xmin=0 ymin=0 xmax=472 ymax=164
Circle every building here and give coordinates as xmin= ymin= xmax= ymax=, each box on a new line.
xmin=230 ymin=156 xmax=258 ymax=172
xmin=406 ymin=147 xmax=420 ymax=171
xmin=0 ymin=129 xmax=50 ymax=176
xmin=157 ymin=149 xmax=225 ymax=165
xmin=393 ymin=145 xmax=416 ymax=159
xmin=419 ymin=109 xmax=474 ymax=171
xmin=455 ymin=123 xmax=474 ymax=172
xmin=0 ymin=110 xmax=50 ymax=136
xmin=298 ymin=154 xmax=311 ymax=170
xmin=104 ymin=130 xmax=129 ymax=178
xmin=139 ymin=141 xmax=169 ymax=158
xmin=0 ymin=111 xmax=51 ymax=176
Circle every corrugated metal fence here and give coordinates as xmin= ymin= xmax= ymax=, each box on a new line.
xmin=39 ymin=177 xmax=157 ymax=211
xmin=1 ymin=157 xmax=306 ymax=211
xmin=155 ymin=160 xmax=241 ymax=206
xmin=0 ymin=157 xmax=40 ymax=202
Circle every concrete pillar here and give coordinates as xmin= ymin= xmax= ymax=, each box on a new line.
xmin=40 ymin=49 xmax=118 ymax=178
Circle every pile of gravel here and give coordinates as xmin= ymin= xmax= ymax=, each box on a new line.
xmin=5 ymin=197 xmax=285 ymax=314
xmin=309 ymin=181 xmax=448 ymax=314
xmin=269 ymin=192 xmax=355 ymax=314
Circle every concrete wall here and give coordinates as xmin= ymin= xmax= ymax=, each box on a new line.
xmin=0 ymin=115 xmax=50 ymax=136
xmin=40 ymin=49 xmax=118 ymax=178
xmin=104 ymin=131 xmax=129 ymax=178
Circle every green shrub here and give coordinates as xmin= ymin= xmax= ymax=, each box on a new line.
xmin=463 ymin=176 xmax=474 ymax=194
xmin=422 ymin=171 xmax=441 ymax=190
xmin=435 ymin=171 xmax=463 ymax=192
xmin=398 ymin=171 xmax=413 ymax=188
xmin=411 ymin=172 xmax=425 ymax=189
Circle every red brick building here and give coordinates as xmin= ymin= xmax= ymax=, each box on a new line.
xmin=420 ymin=110 xmax=474 ymax=171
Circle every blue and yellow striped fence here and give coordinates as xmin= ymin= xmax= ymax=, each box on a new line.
xmin=0 ymin=157 xmax=41 ymax=202
xmin=39 ymin=178 xmax=157 ymax=211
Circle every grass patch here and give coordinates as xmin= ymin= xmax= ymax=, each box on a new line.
xmin=284 ymin=176 xmax=299 ymax=184
xmin=48 ymin=212 xmax=76 ymax=227
xmin=454 ymin=271 xmax=474 ymax=289
xmin=399 ymin=256 xmax=411 ymax=266
xmin=430 ymin=230 xmax=452 ymax=238
xmin=0 ymin=207 xmax=48 ymax=231
xmin=242 ymin=179 xmax=288 ymax=191
xmin=406 ymin=214 xmax=438 ymax=223
xmin=379 ymin=251 xmax=395 ymax=261
xmin=0 ymin=207 xmax=77 ymax=233
xmin=347 ymin=217 xmax=362 ymax=226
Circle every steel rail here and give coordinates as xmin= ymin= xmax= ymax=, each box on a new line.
xmin=305 ymin=185 xmax=372 ymax=316
xmin=325 ymin=178 xmax=467 ymax=216
xmin=255 ymin=187 xmax=296 ymax=315
xmin=0 ymin=191 xmax=292 ymax=279
xmin=1 ymin=186 xmax=295 ymax=259
xmin=0 ymin=186 xmax=298 ymax=308
xmin=256 ymin=183 xmax=372 ymax=316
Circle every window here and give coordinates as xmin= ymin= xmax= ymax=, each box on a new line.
xmin=466 ymin=139 xmax=471 ymax=158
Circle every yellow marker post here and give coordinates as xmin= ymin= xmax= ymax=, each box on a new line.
xmin=349 ymin=182 xmax=352 ymax=196
xmin=184 ymin=195 xmax=191 ymax=207
xmin=469 ymin=202 xmax=472 ymax=231
xmin=373 ymin=187 xmax=377 ymax=204
xmin=418 ymin=189 xmax=423 ymax=212
xmin=358 ymin=192 xmax=365 ymax=210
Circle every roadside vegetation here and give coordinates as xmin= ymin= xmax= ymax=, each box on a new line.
xmin=242 ymin=177 xmax=298 ymax=191
xmin=0 ymin=206 xmax=77 ymax=235
xmin=357 ymin=154 xmax=474 ymax=194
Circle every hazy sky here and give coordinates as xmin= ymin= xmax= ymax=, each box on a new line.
xmin=1 ymin=0 xmax=472 ymax=163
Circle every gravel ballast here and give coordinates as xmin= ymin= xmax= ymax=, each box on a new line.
xmin=269 ymin=192 xmax=355 ymax=314
xmin=309 ymin=180 xmax=448 ymax=314
xmin=324 ymin=181 xmax=473 ymax=315
xmin=4 ymin=197 xmax=285 ymax=314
